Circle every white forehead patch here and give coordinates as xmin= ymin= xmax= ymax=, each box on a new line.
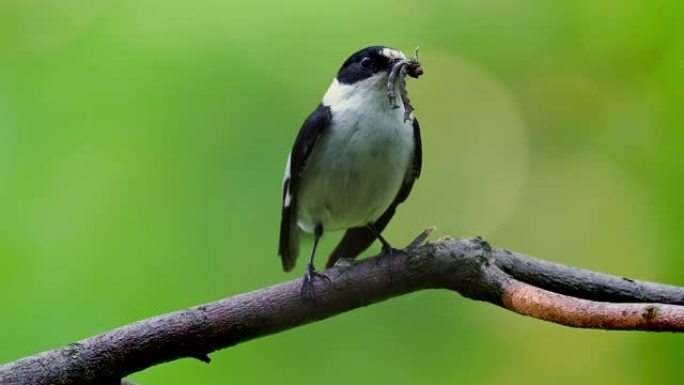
xmin=381 ymin=48 xmax=406 ymax=60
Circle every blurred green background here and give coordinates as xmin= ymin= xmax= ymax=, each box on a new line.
xmin=1 ymin=0 xmax=683 ymax=384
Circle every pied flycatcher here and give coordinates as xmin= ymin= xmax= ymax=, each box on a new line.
xmin=278 ymin=46 xmax=423 ymax=294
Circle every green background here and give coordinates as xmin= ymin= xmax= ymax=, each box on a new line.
xmin=2 ymin=1 xmax=683 ymax=384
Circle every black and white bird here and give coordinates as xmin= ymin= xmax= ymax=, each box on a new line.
xmin=278 ymin=46 xmax=423 ymax=292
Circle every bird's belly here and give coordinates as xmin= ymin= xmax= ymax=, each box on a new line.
xmin=297 ymin=116 xmax=413 ymax=233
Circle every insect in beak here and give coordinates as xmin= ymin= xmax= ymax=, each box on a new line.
xmin=387 ymin=47 xmax=423 ymax=121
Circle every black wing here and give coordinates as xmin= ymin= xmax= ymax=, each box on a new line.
xmin=326 ymin=116 xmax=422 ymax=268
xmin=279 ymin=104 xmax=331 ymax=271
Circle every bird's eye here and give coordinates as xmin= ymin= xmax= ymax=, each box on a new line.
xmin=360 ymin=57 xmax=372 ymax=68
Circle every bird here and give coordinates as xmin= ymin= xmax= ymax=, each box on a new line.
xmin=278 ymin=45 xmax=423 ymax=295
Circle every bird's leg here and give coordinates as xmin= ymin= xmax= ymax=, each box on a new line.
xmin=366 ymin=224 xmax=399 ymax=255
xmin=301 ymin=223 xmax=330 ymax=302
xmin=366 ymin=225 xmax=402 ymax=281
xmin=377 ymin=232 xmax=394 ymax=256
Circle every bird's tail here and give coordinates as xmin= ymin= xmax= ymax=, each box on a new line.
xmin=326 ymin=226 xmax=376 ymax=268
xmin=278 ymin=204 xmax=299 ymax=272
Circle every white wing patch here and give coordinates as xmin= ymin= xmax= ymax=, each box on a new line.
xmin=283 ymin=153 xmax=293 ymax=207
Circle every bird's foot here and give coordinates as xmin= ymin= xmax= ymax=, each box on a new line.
xmin=379 ymin=244 xmax=402 ymax=259
xmin=373 ymin=227 xmax=437 ymax=281
xmin=375 ymin=241 xmax=402 ymax=281
xmin=300 ymin=263 xmax=331 ymax=303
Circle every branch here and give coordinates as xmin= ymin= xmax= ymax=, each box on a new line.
xmin=2 ymin=234 xmax=684 ymax=385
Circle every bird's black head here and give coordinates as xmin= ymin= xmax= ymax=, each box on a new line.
xmin=336 ymin=46 xmax=408 ymax=85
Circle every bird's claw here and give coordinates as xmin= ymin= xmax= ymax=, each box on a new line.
xmin=300 ymin=265 xmax=330 ymax=303
xmin=381 ymin=245 xmax=402 ymax=258
xmin=375 ymin=244 xmax=402 ymax=282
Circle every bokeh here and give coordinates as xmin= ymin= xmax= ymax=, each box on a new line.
xmin=2 ymin=1 xmax=683 ymax=384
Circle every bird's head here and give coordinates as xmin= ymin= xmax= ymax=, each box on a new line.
xmin=324 ymin=46 xmax=423 ymax=115
xmin=336 ymin=46 xmax=423 ymax=85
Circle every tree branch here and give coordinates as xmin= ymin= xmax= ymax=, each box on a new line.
xmin=2 ymin=234 xmax=684 ymax=385
xmin=493 ymin=247 xmax=684 ymax=304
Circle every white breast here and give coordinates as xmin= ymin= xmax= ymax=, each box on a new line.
xmin=296 ymin=75 xmax=415 ymax=233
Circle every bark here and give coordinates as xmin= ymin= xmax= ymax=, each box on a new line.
xmin=2 ymin=233 xmax=683 ymax=385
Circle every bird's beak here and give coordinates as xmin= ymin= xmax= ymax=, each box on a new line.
xmin=388 ymin=58 xmax=402 ymax=72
